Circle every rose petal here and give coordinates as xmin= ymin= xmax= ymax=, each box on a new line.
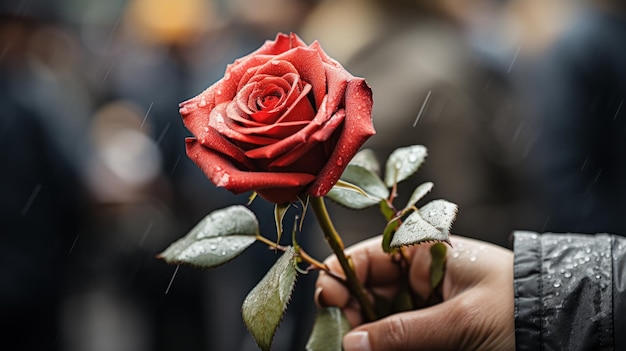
xmin=244 ymin=95 xmax=332 ymax=159
xmin=186 ymin=139 xmax=316 ymax=199
xmin=269 ymin=109 xmax=346 ymax=168
xmin=307 ymin=78 xmax=375 ymax=197
xmin=210 ymin=103 xmax=279 ymax=146
xmin=269 ymin=47 xmax=326 ymax=110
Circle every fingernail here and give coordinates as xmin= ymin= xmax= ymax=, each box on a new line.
xmin=343 ymin=331 xmax=371 ymax=351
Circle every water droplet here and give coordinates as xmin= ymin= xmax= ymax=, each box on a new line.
xmin=584 ymin=247 xmax=591 ymax=254
xmin=210 ymin=244 xmax=217 ymax=251
xmin=564 ymin=271 xmax=572 ymax=278
xmin=595 ymin=274 xmax=601 ymax=279
xmin=217 ymin=237 xmax=223 ymax=242
xmin=220 ymin=250 xmax=227 ymax=256
xmin=271 ymin=60 xmax=280 ymax=65
xmin=217 ymin=89 xmax=223 ymax=95
xmin=408 ymin=154 xmax=418 ymax=162
xmin=198 ymin=99 xmax=207 ymax=108
xmin=336 ymin=157 xmax=344 ymax=166
xmin=224 ymin=72 xmax=231 ymax=81
xmin=428 ymin=210 xmax=436 ymax=217
xmin=395 ymin=161 xmax=403 ymax=169
xmin=204 ymin=127 xmax=209 ymax=132
xmin=452 ymin=251 xmax=460 ymax=258
xmin=584 ymin=256 xmax=590 ymax=262
xmin=180 ymin=106 xmax=189 ymax=115
xmin=553 ymin=281 xmax=561 ymax=288
xmin=469 ymin=256 xmax=477 ymax=262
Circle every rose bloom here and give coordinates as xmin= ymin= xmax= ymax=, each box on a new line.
xmin=181 ymin=33 xmax=375 ymax=204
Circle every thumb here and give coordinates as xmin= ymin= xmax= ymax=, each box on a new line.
xmin=342 ymin=301 xmax=466 ymax=351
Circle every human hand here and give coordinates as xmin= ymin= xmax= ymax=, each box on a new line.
xmin=315 ymin=235 xmax=515 ymax=351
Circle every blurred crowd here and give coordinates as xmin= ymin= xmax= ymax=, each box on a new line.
xmin=1 ymin=0 xmax=625 ymax=350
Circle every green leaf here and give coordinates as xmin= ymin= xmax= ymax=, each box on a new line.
xmin=349 ymin=148 xmax=380 ymax=174
xmin=158 ymin=205 xmax=258 ymax=268
xmin=390 ymin=199 xmax=457 ymax=248
xmin=420 ymin=200 xmax=458 ymax=239
xmin=381 ymin=216 xmax=401 ymax=253
xmin=379 ymin=200 xmax=395 ymax=221
xmin=326 ymin=165 xmax=389 ymax=210
xmin=274 ymin=203 xmax=291 ymax=245
xmin=384 ymin=145 xmax=427 ymax=187
xmin=429 ymin=242 xmax=447 ymax=289
xmin=242 ymin=247 xmax=298 ymax=351
xmin=305 ymin=307 xmax=351 ymax=351
xmin=404 ymin=182 xmax=434 ymax=211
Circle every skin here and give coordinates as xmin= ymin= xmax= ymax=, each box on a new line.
xmin=315 ymin=235 xmax=516 ymax=351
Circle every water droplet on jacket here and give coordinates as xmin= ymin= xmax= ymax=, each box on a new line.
xmin=584 ymin=247 xmax=592 ymax=254
xmin=563 ymin=271 xmax=572 ymax=278
xmin=553 ymin=281 xmax=561 ymax=288
xmin=469 ymin=256 xmax=477 ymax=262
xmin=204 ymin=127 xmax=209 ymax=132
xmin=221 ymin=250 xmax=227 ymax=256
xmin=217 ymin=89 xmax=223 ymax=96
xmin=595 ymin=274 xmax=601 ymax=279
xmin=271 ymin=60 xmax=280 ymax=65
xmin=452 ymin=251 xmax=460 ymax=258
xmin=210 ymin=244 xmax=217 ymax=251
xmin=584 ymin=256 xmax=590 ymax=262
xmin=217 ymin=237 xmax=223 ymax=242
xmin=408 ymin=154 xmax=418 ymax=162
xmin=336 ymin=157 xmax=344 ymax=166
xmin=395 ymin=161 xmax=403 ymax=169
xmin=198 ymin=99 xmax=207 ymax=108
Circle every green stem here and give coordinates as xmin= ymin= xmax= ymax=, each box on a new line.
xmin=310 ymin=196 xmax=377 ymax=322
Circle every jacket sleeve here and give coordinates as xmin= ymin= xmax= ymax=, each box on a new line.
xmin=513 ymin=231 xmax=626 ymax=351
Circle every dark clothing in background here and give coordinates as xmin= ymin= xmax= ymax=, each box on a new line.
xmin=526 ymin=9 xmax=626 ymax=235
xmin=513 ymin=231 xmax=626 ymax=350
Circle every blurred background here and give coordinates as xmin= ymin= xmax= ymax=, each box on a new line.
xmin=1 ymin=0 xmax=625 ymax=350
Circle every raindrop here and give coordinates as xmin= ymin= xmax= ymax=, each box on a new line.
xmin=210 ymin=244 xmax=217 ymax=251
xmin=220 ymin=250 xmax=227 ymax=256
xmin=165 ymin=265 xmax=180 ymax=295
xmin=564 ymin=271 xmax=572 ymax=278
xmin=584 ymin=256 xmax=590 ymax=262
xmin=595 ymin=274 xmax=601 ymax=279
xmin=21 ymin=184 xmax=42 ymax=216
xmin=198 ymin=99 xmax=207 ymax=108
xmin=452 ymin=251 xmax=460 ymax=258
xmin=217 ymin=89 xmax=223 ymax=96
xmin=469 ymin=256 xmax=477 ymax=262
xmin=553 ymin=281 xmax=561 ymax=288
xmin=413 ymin=90 xmax=431 ymax=127
xmin=336 ymin=157 xmax=344 ymax=166
xmin=395 ymin=161 xmax=403 ymax=169
xmin=141 ymin=102 xmax=154 ymax=129
xmin=584 ymin=247 xmax=591 ymax=254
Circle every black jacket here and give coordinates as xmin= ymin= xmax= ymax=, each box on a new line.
xmin=513 ymin=231 xmax=626 ymax=350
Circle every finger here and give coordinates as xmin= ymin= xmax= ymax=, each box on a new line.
xmin=343 ymin=294 xmax=473 ymax=351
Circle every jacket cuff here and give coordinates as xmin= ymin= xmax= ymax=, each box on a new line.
xmin=513 ymin=231 xmax=614 ymax=351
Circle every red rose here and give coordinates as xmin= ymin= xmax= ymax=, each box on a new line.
xmin=181 ymin=33 xmax=375 ymax=204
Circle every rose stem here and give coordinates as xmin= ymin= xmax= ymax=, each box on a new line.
xmin=309 ymin=196 xmax=378 ymax=322
xmin=255 ymin=234 xmax=328 ymax=271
